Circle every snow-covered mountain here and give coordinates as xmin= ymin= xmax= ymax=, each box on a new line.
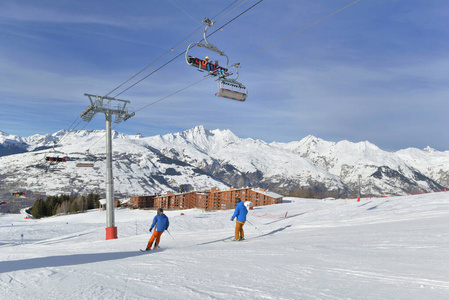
xmin=143 ymin=126 xmax=345 ymax=195
xmin=274 ymin=135 xmax=444 ymax=196
xmin=0 ymin=126 xmax=446 ymax=198
xmin=396 ymin=146 xmax=449 ymax=188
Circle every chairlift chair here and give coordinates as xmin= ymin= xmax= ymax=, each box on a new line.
xmin=75 ymin=150 xmax=95 ymax=167
xmin=45 ymin=156 xmax=66 ymax=162
xmin=185 ymin=18 xmax=230 ymax=74
xmin=215 ymin=63 xmax=248 ymax=102
xmin=44 ymin=142 xmax=67 ymax=163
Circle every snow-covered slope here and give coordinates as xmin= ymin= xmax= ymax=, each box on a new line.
xmin=0 ymin=126 xmax=446 ymax=198
xmin=1 ymin=193 xmax=449 ymax=299
xmin=0 ymin=129 xmax=229 ymax=197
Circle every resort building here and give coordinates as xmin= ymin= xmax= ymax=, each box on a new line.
xmin=136 ymin=187 xmax=283 ymax=210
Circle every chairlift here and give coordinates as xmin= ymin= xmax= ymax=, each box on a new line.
xmin=185 ymin=18 xmax=248 ymax=101
xmin=45 ymin=156 xmax=66 ymax=162
xmin=44 ymin=141 xmax=67 ymax=163
xmin=186 ymin=18 xmax=230 ymax=76
xmin=215 ymin=63 xmax=248 ymax=102
xmin=12 ymin=191 xmax=26 ymax=196
xmin=76 ymin=150 xmax=95 ymax=167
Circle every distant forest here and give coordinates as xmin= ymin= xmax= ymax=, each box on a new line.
xmin=27 ymin=193 xmax=101 ymax=219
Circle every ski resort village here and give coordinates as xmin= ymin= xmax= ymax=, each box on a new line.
xmin=2 ymin=0 xmax=449 ymax=299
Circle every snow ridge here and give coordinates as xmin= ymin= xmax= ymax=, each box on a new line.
xmin=0 ymin=126 xmax=447 ymax=197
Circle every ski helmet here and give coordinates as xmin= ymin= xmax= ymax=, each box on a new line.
xmin=157 ymin=208 xmax=164 ymax=215
xmin=235 ymin=197 xmax=241 ymax=203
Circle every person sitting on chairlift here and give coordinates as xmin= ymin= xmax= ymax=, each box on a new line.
xmin=214 ymin=60 xmax=225 ymax=77
xmin=203 ymin=56 xmax=214 ymax=73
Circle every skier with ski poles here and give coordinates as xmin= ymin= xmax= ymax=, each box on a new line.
xmin=230 ymin=197 xmax=248 ymax=241
xmin=145 ymin=208 xmax=169 ymax=251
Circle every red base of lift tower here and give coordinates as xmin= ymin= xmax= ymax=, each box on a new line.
xmin=106 ymin=227 xmax=118 ymax=240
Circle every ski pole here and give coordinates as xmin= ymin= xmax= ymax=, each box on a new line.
xmin=166 ymin=229 xmax=178 ymax=246
xmin=246 ymin=220 xmax=263 ymax=234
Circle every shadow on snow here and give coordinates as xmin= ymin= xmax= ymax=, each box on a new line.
xmin=0 ymin=251 xmax=149 ymax=274
xmin=196 ymin=225 xmax=292 ymax=246
xmin=253 ymin=225 xmax=292 ymax=239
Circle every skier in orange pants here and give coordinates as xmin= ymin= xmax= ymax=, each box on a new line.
xmin=145 ymin=208 xmax=169 ymax=251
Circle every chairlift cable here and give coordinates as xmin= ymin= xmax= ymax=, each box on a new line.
xmin=134 ymin=76 xmax=211 ymax=113
xmin=52 ymin=115 xmax=92 ymax=147
xmin=207 ymin=0 xmax=264 ymax=37
xmin=238 ymin=0 xmax=362 ymax=65
xmin=105 ymin=30 xmax=203 ymax=98
xmin=213 ymin=0 xmax=250 ymax=24
xmin=113 ymin=51 xmax=186 ymax=98
xmin=85 ymin=75 xmax=212 ymax=151
xmin=212 ymin=0 xmax=360 ymax=101
xmin=211 ymin=0 xmax=243 ymax=22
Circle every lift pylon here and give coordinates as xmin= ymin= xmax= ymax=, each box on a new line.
xmin=80 ymin=93 xmax=135 ymax=240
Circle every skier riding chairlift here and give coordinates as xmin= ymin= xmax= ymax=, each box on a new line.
xmin=185 ymin=18 xmax=230 ymax=76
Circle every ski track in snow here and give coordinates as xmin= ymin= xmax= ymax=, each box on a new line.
xmin=1 ymin=193 xmax=449 ymax=299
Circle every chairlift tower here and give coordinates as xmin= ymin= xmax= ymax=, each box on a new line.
xmin=80 ymin=93 xmax=135 ymax=240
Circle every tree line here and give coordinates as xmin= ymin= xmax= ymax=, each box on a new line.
xmin=28 ymin=193 xmax=101 ymax=219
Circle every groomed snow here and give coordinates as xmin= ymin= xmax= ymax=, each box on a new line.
xmin=1 ymin=192 xmax=449 ymax=299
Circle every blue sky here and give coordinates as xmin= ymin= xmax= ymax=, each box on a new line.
xmin=1 ymin=0 xmax=448 ymax=151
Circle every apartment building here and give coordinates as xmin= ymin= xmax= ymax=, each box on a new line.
xmin=129 ymin=195 xmax=155 ymax=208
xmin=152 ymin=187 xmax=283 ymax=211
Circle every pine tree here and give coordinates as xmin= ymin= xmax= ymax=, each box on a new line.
xmin=31 ymin=199 xmax=46 ymax=219
xmin=94 ymin=194 xmax=100 ymax=209
xmin=72 ymin=201 xmax=79 ymax=213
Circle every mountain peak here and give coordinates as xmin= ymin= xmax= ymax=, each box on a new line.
xmin=301 ymin=135 xmax=322 ymax=143
xmin=423 ymin=146 xmax=436 ymax=153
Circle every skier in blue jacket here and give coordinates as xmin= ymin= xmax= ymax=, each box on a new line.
xmin=145 ymin=208 xmax=169 ymax=250
xmin=230 ymin=198 xmax=248 ymax=241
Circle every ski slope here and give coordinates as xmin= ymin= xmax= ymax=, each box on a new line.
xmin=1 ymin=193 xmax=449 ymax=299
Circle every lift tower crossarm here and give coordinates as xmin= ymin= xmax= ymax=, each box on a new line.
xmin=81 ymin=94 xmax=133 ymax=123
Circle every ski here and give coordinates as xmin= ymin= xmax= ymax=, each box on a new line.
xmin=223 ymin=238 xmax=248 ymax=242
xmin=140 ymin=247 xmax=161 ymax=252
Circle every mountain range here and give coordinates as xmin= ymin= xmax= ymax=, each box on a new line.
xmin=0 ymin=125 xmax=447 ymax=199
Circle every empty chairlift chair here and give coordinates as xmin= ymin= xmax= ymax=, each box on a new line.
xmin=215 ymin=63 xmax=248 ymax=102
